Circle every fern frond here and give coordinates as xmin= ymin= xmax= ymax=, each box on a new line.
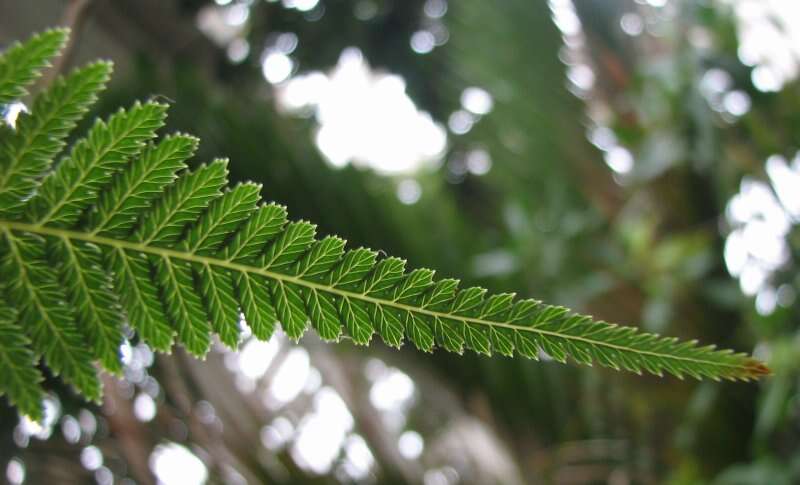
xmin=27 ymin=101 xmax=168 ymax=226
xmin=90 ymin=133 xmax=199 ymax=236
xmin=0 ymin=61 xmax=112 ymax=217
xmin=52 ymin=237 xmax=124 ymax=373
xmin=223 ymin=202 xmax=287 ymax=262
xmin=107 ymin=247 xmax=174 ymax=352
xmin=0 ymin=28 xmax=68 ymax=105
xmin=235 ymin=271 xmax=278 ymax=340
xmin=134 ymin=159 xmax=228 ymax=245
xmin=183 ymin=181 xmax=261 ymax=254
xmin=154 ymin=254 xmax=212 ymax=355
xmin=0 ymin=299 xmax=45 ymax=421
xmin=200 ymin=263 xmax=241 ymax=348
xmin=0 ymin=229 xmax=101 ymax=403
xmin=0 ymin=29 xmax=769 ymax=419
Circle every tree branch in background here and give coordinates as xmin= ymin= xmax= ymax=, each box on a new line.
xmin=38 ymin=0 xmax=92 ymax=88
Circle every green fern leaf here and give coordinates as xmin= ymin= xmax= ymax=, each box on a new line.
xmin=306 ymin=286 xmax=341 ymax=341
xmin=436 ymin=317 xmax=465 ymax=354
xmin=0 ymin=28 xmax=68 ymax=105
xmin=27 ymin=101 xmax=168 ymax=226
xmin=107 ymin=247 xmax=174 ymax=351
xmin=0 ymin=61 xmax=112 ymax=217
xmin=373 ymin=303 xmax=405 ymax=348
xmin=154 ymin=255 xmax=211 ymax=356
xmin=363 ymin=256 xmax=406 ymax=295
xmin=341 ymin=296 xmax=374 ymax=345
xmin=330 ymin=247 xmax=378 ymax=287
xmin=406 ymin=311 xmax=435 ymax=352
xmin=0 ymin=229 xmax=100 ymax=401
xmin=52 ymin=237 xmax=124 ymax=373
xmin=235 ymin=271 xmax=277 ymax=340
xmin=262 ymin=220 xmax=316 ymax=271
xmin=90 ymin=133 xmax=199 ymax=237
xmin=296 ymin=236 xmax=346 ymax=278
xmin=135 ymin=159 xmax=228 ymax=245
xmin=199 ymin=264 xmax=240 ymax=348
xmin=183 ymin=182 xmax=261 ymax=254
xmin=0 ymin=300 xmax=45 ymax=421
xmin=0 ymin=29 xmax=770 ymax=420
xmin=272 ymin=279 xmax=309 ymax=341
xmin=223 ymin=202 xmax=287 ymax=262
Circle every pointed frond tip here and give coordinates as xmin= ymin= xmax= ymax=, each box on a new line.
xmin=0 ymin=28 xmax=769 ymax=420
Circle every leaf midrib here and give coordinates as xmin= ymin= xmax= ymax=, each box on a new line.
xmin=0 ymin=219 xmax=748 ymax=371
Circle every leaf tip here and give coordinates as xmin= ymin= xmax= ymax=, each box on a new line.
xmin=742 ymin=358 xmax=771 ymax=380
